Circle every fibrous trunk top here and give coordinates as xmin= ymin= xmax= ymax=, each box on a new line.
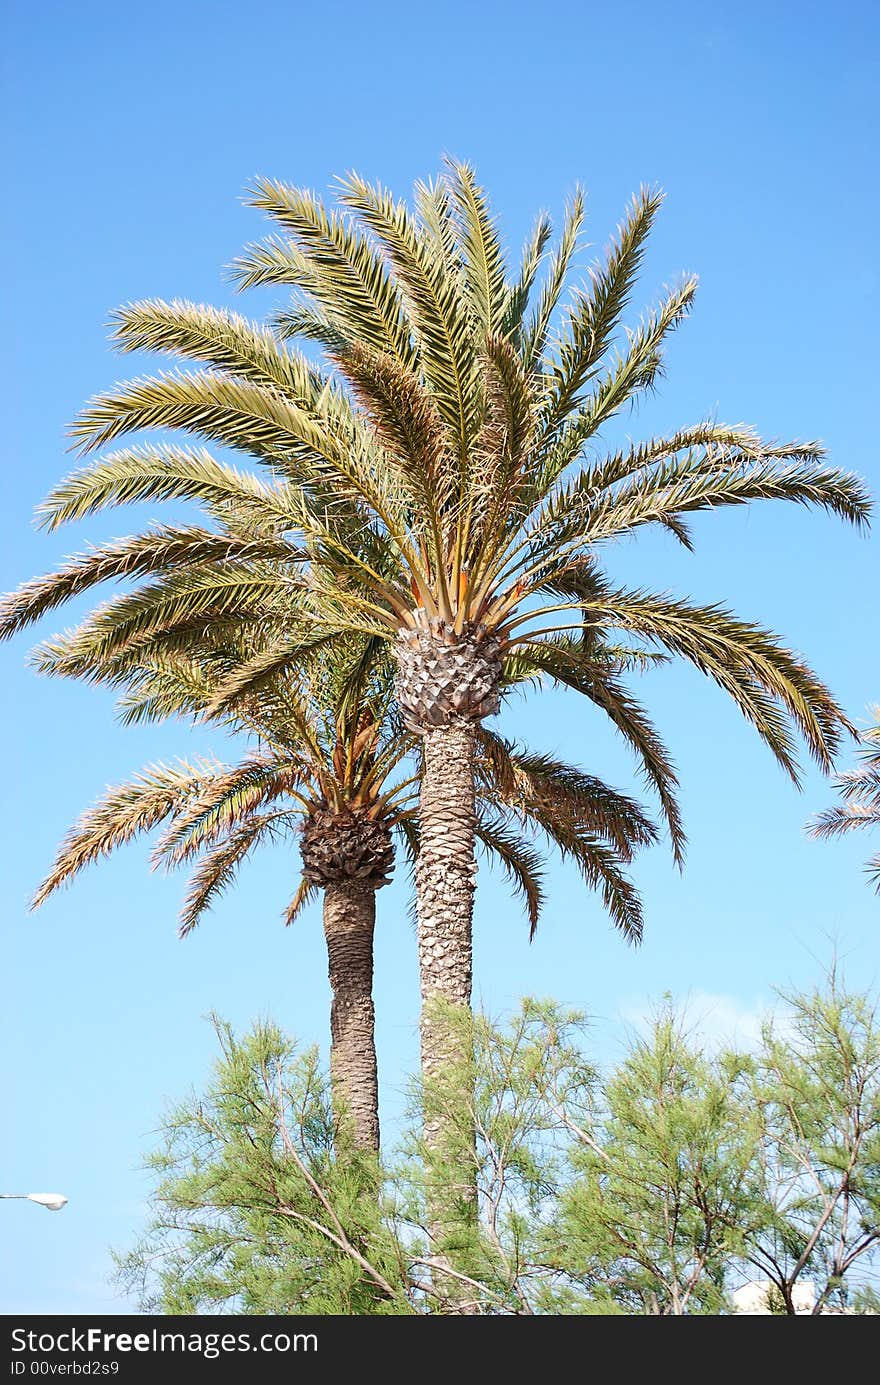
xmin=394 ymin=614 xmax=503 ymax=734
xmin=300 ymin=807 xmax=395 ymax=890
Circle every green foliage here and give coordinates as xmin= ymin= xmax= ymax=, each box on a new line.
xmin=120 ymin=971 xmax=880 ymax=1315
xmin=553 ymin=1007 xmax=758 ymax=1314
xmin=739 ymin=966 xmax=880 ymax=1313
xmin=116 ymin=1018 xmax=413 ymax=1315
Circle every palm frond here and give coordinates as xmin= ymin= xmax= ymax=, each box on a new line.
xmin=338 ymin=172 xmax=481 ymax=462
xmin=540 ymin=186 xmax=665 ymax=436
xmin=510 ymin=641 xmax=685 ymax=865
xmin=109 ymin=300 xmax=328 ymax=404
xmin=523 ymin=187 xmax=585 ymax=368
xmin=445 ymin=159 xmax=508 ymax=338
xmin=807 ymin=711 xmax=880 ymax=891
xmin=535 ymin=275 xmax=699 ymax=491
xmin=68 ymin=371 xmax=369 ymax=498
xmin=0 ymin=527 xmax=302 ymax=639
xmin=808 ymin=802 xmax=879 ymax=839
xmin=476 ymin=728 xmax=658 ymax=860
xmin=331 ymin=340 xmax=453 ymax=539
xmin=243 ymin=177 xmax=415 ymax=363
xmin=283 ymin=876 xmax=319 ymax=927
xmin=270 ymin=302 xmax=350 ymax=352
xmin=228 ymin=235 xmax=318 ymax=291
xmin=577 ymin=586 xmax=851 ymax=776
xmin=178 ymin=812 xmax=286 ymax=936
xmin=52 ymin=565 xmax=294 ymax=664
xmin=36 ymin=445 xmax=300 ymax=533
xmin=113 ymin=656 xmax=222 ymax=727
xmin=475 ymin=810 xmax=545 ymax=933
xmin=31 ymin=760 xmax=215 ymax=908
xmin=503 ymin=210 xmax=553 ymax=341
xmin=537 ymin=446 xmax=871 ymax=550
xmin=464 ymin=334 xmax=537 ymax=571
xmin=205 ymin=626 xmax=373 ymax=719
xmin=559 ymin=831 xmax=645 ymax=943
xmin=155 ymin=754 xmax=311 ymax=866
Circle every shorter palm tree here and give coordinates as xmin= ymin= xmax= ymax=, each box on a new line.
xmin=808 ymin=709 xmax=880 ymax=892
xmin=35 ymin=641 xmax=407 ymax=1153
xmin=32 ymin=630 xmax=658 ymax=1153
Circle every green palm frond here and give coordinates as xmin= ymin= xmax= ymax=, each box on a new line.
xmin=445 ymin=159 xmax=508 ymax=339
xmin=227 ymin=234 xmax=317 ymax=292
xmin=414 ymin=177 xmax=463 ymax=287
xmin=554 ymin=422 xmax=817 ymax=496
xmin=28 ymin=618 xmax=249 ymax=690
xmin=109 ymin=299 xmax=329 ymax=404
xmin=337 ymin=172 xmax=481 ymax=462
xmin=537 ymin=448 xmax=870 ymax=550
xmin=31 ymin=759 xmax=217 ymax=908
xmin=523 ymin=187 xmax=585 ymax=368
xmin=577 ymin=586 xmax=851 ymax=776
xmin=535 ymin=275 xmax=699 ymax=492
xmin=56 ymin=566 xmax=296 ymax=664
xmin=242 ymin=177 xmax=415 ymax=364
xmin=511 ymin=640 xmax=685 ymax=865
xmin=204 ymin=625 xmax=378 ymax=720
xmin=178 ymin=811 xmax=290 ymax=937
xmin=69 ymin=370 xmax=363 ymax=486
xmin=476 ymin=728 xmax=659 ymax=861
xmin=502 ymin=209 xmax=553 ymax=342
xmin=35 ymin=446 xmax=300 ymax=533
xmin=559 ymin=831 xmax=645 ymax=943
xmin=808 ymin=712 xmax=880 ymax=892
xmin=331 ymin=339 xmax=454 ymax=539
xmin=155 ymin=753 xmax=313 ymax=867
xmin=270 ymin=303 xmax=350 ymax=352
xmin=114 ymin=657 xmax=224 ymax=727
xmin=0 ymin=527 xmax=302 ymax=639
xmin=540 ymin=186 xmax=665 ymax=437
xmin=475 ymin=811 xmax=545 ymax=932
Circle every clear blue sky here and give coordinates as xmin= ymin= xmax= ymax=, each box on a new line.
xmin=2 ymin=0 xmax=877 ymax=1313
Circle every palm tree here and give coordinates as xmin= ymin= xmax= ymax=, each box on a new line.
xmin=808 ymin=710 xmax=880 ymax=891
xmin=0 ymin=164 xmax=869 ymax=1225
xmin=30 ymin=625 xmax=657 ymax=1154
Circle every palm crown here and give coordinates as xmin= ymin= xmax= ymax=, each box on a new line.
xmin=1 ymin=165 xmax=866 ymax=788
xmin=31 ymin=624 xmax=658 ymax=940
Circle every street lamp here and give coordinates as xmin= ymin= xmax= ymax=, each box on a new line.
xmin=0 ymin=1193 xmax=68 ymax=1211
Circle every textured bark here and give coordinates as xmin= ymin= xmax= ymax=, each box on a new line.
xmin=395 ymin=617 xmax=503 ymax=1298
xmin=416 ymin=722 xmax=477 ymax=1017
xmin=322 ymin=879 xmax=380 ymax=1154
xmin=416 ymin=721 xmax=479 ymax=1269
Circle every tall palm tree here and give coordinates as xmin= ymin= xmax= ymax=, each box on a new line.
xmin=0 ymin=164 xmax=869 ymax=1224
xmin=808 ymin=710 xmax=880 ymax=892
xmin=30 ymin=625 xmax=657 ymax=1154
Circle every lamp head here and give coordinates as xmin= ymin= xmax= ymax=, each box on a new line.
xmin=26 ymin=1193 xmax=68 ymax=1211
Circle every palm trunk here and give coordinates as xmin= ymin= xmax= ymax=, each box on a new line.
xmin=415 ymin=721 xmax=478 ymax=1273
xmin=322 ymin=879 xmax=380 ymax=1154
